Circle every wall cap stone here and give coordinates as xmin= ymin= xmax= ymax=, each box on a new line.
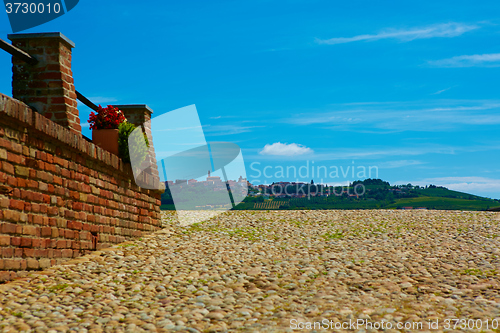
xmin=8 ymin=32 xmax=75 ymax=48
xmin=114 ymin=105 xmax=153 ymax=114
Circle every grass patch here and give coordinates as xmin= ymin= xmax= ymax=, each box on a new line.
xmin=48 ymin=283 xmax=68 ymax=292
xmin=118 ymin=243 xmax=137 ymax=248
xmin=461 ymin=268 xmax=498 ymax=277
xmin=321 ymin=230 xmax=344 ymax=240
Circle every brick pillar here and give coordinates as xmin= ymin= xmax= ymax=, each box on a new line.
xmin=8 ymin=32 xmax=81 ymax=134
xmin=114 ymin=105 xmax=160 ymax=188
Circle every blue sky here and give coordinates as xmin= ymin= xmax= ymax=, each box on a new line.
xmin=1 ymin=0 xmax=499 ymax=198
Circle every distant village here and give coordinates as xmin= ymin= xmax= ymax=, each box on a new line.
xmin=160 ymin=177 xmax=499 ymax=211
xmin=164 ymin=171 xmax=249 ymax=192
xmin=165 ymin=176 xmax=424 ymax=199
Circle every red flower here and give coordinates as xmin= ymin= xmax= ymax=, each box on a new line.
xmin=88 ymin=105 xmax=126 ymax=130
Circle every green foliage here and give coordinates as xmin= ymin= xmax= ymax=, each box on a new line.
xmin=118 ymin=122 xmax=149 ymax=163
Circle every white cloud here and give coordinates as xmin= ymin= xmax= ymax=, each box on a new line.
xmin=285 ymin=100 xmax=500 ymax=131
xmin=431 ymin=87 xmax=452 ymax=95
xmin=248 ymin=142 xmax=500 ymax=162
xmin=259 ymin=142 xmax=313 ymax=156
xmin=88 ymin=97 xmax=118 ymax=104
xmin=80 ymin=123 xmax=90 ymax=128
xmin=203 ymin=124 xmax=263 ymax=136
xmin=424 ymin=177 xmax=500 ymax=199
xmin=316 ymin=23 xmax=478 ymax=45
xmin=77 ymin=97 xmax=118 ymax=107
xmin=377 ymin=160 xmax=425 ymax=169
xmin=428 ymin=53 xmax=500 ymax=67
xmin=393 ymin=176 xmax=500 ymax=199
xmin=155 ymin=125 xmax=203 ymax=132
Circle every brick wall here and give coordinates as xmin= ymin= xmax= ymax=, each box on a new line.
xmin=9 ymin=32 xmax=81 ymax=134
xmin=0 ymin=93 xmax=162 ymax=282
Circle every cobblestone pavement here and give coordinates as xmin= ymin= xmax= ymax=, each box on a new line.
xmin=1 ymin=210 xmax=500 ymax=332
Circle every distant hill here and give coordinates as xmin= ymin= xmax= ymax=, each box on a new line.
xmin=159 ymin=178 xmax=500 ymax=211
xmin=233 ymin=179 xmax=500 ymax=211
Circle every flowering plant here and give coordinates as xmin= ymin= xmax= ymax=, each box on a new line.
xmin=88 ymin=105 xmax=126 ymax=130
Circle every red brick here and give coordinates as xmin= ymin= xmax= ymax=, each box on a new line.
xmin=0 ymin=137 xmax=12 ymax=150
xmin=33 ymin=192 xmax=44 ymax=202
xmin=7 ymin=176 xmax=17 ymax=186
xmin=1 ymin=223 xmax=17 ymax=234
xmin=72 ymin=202 xmax=83 ymax=211
xmin=2 ymin=247 xmax=13 ymax=257
xmin=41 ymin=227 xmax=52 ymax=237
xmin=0 ymin=271 xmax=12 ymax=282
xmin=7 ymin=152 xmax=22 ymax=164
xmin=4 ymin=259 xmax=21 ymax=270
xmin=22 ymin=225 xmax=37 ymax=236
xmin=64 ymin=210 xmax=75 ymax=219
xmin=10 ymin=142 xmax=22 ymax=154
xmin=4 ymin=210 xmax=21 ymax=223
xmin=56 ymin=219 xmax=66 ymax=228
xmin=11 ymin=188 xmax=21 ymax=199
xmin=53 ymin=176 xmax=62 ymax=185
xmin=2 ymin=161 xmax=14 ymax=174
xmin=39 ymin=204 xmax=48 ymax=214
xmin=61 ymin=249 xmax=73 ymax=258
xmin=27 ymin=179 xmax=38 ymax=189
xmin=33 ymin=215 xmax=43 ymax=225
xmin=38 ymin=72 xmax=62 ymax=81
xmin=43 ymin=238 xmax=52 ymax=248
xmin=35 ymin=249 xmax=48 ymax=257
xmin=68 ymin=221 xmax=82 ymax=230
xmin=48 ymin=207 xmax=58 ymax=215
xmin=23 ymin=248 xmax=35 ymax=257
xmin=31 ymin=238 xmax=41 ymax=248
xmin=20 ymin=237 xmax=31 ymax=247
xmin=20 ymin=190 xmax=32 ymax=201
xmin=26 ymin=258 xmax=39 ymax=269
xmin=17 ymin=178 xmax=26 ymax=187
xmin=10 ymin=236 xmax=21 ymax=246
xmin=65 ymin=229 xmax=74 ymax=238
xmin=9 ymin=199 xmax=24 ymax=211
xmin=0 ymin=235 xmax=10 ymax=246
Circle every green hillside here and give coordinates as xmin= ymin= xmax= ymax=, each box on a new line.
xmin=387 ymin=197 xmax=495 ymax=211
xmin=235 ymin=179 xmax=500 ymax=211
xmin=161 ymin=179 xmax=500 ymax=211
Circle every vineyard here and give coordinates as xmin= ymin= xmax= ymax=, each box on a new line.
xmin=253 ymin=200 xmax=290 ymax=209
